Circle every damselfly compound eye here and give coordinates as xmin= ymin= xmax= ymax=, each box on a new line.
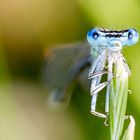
xmin=89 ymin=29 xmax=99 ymax=39
xmin=87 ymin=28 xmax=100 ymax=46
xmin=127 ymin=29 xmax=139 ymax=46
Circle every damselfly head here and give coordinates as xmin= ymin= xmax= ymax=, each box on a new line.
xmin=87 ymin=28 xmax=139 ymax=51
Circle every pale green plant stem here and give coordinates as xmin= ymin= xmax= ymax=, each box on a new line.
xmin=109 ymin=57 xmax=135 ymax=140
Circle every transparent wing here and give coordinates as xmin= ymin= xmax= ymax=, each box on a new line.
xmin=42 ymin=41 xmax=92 ymax=109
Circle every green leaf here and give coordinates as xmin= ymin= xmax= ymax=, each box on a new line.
xmin=122 ymin=116 xmax=135 ymax=140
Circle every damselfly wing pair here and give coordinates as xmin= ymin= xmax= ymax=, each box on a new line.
xmin=43 ymin=28 xmax=139 ymax=118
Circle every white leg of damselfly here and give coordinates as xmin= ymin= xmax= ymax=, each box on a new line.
xmin=91 ymin=81 xmax=109 ymax=95
xmin=90 ymin=50 xmax=108 ymax=118
xmin=91 ymin=96 xmax=107 ymax=118
xmin=89 ymin=50 xmax=106 ymax=77
xmin=91 ymin=52 xmax=115 ymax=119
xmin=90 ymin=50 xmax=107 ymax=93
xmin=88 ymin=71 xmax=108 ymax=79
xmin=91 ymin=76 xmax=114 ymax=118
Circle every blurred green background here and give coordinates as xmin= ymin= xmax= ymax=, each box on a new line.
xmin=0 ymin=0 xmax=140 ymax=140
